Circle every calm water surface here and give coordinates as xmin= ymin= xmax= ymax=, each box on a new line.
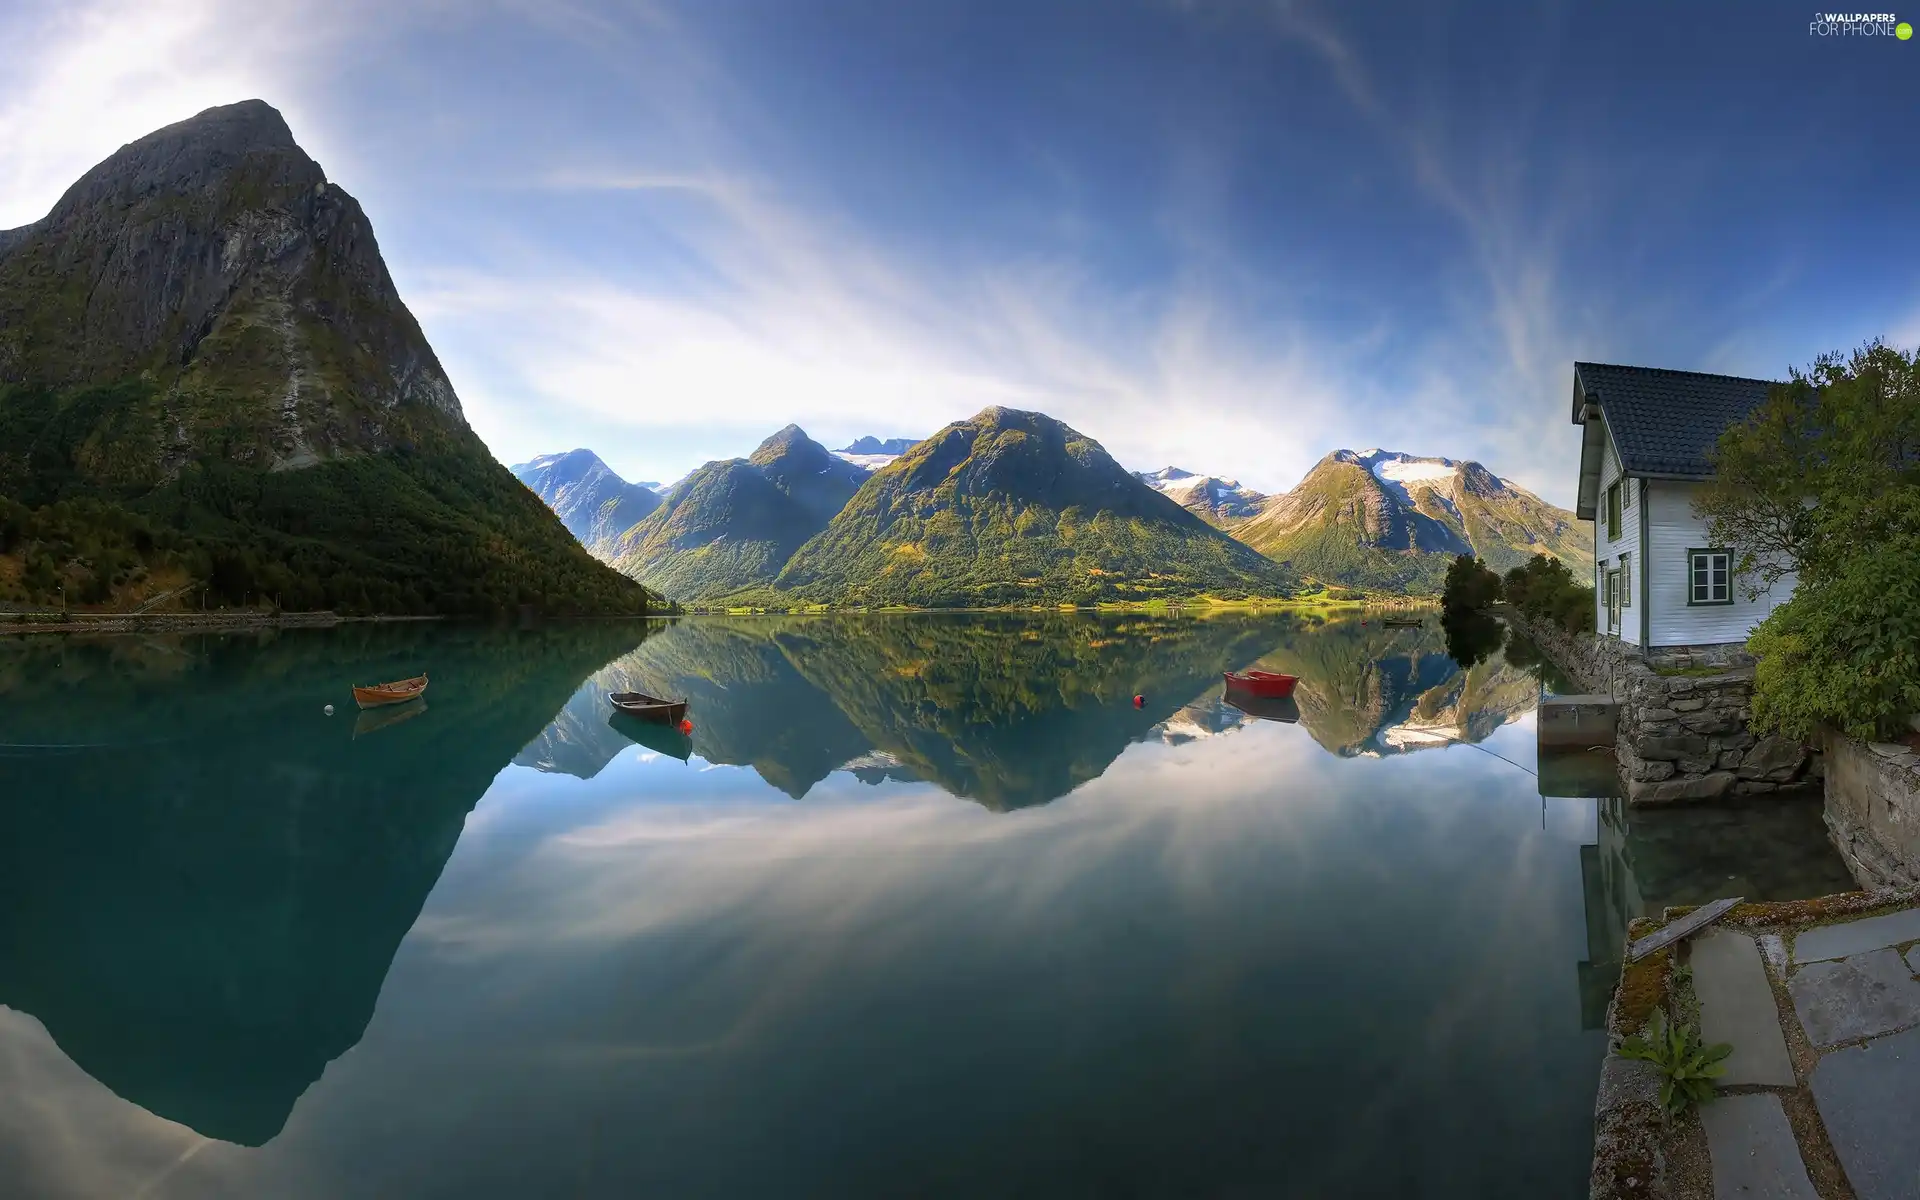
xmin=0 ymin=613 xmax=1854 ymax=1198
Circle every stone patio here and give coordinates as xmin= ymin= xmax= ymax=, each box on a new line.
xmin=1592 ymin=892 xmax=1920 ymax=1199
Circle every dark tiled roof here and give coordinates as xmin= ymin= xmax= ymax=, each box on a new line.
xmin=1573 ymin=362 xmax=1780 ymax=478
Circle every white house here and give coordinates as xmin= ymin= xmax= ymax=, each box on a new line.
xmin=1570 ymin=362 xmax=1797 ymax=651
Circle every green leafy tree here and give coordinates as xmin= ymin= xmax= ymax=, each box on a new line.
xmin=1501 ymin=553 xmax=1595 ymax=634
xmin=1700 ymin=342 xmax=1920 ymax=740
xmin=1441 ymin=554 xmax=1502 ymax=613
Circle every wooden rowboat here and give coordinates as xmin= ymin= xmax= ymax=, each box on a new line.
xmin=353 ymin=673 xmax=427 ymax=710
xmin=608 ymin=691 xmax=687 ymax=725
xmin=1223 ymin=669 xmax=1298 ymax=699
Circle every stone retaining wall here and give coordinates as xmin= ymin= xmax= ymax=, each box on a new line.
xmin=1823 ymin=733 xmax=1920 ymax=889
xmin=1503 ymin=609 xmax=1817 ymax=805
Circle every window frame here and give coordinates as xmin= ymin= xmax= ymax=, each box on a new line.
xmin=1606 ymin=481 xmax=1621 ymax=541
xmin=1622 ymin=476 xmax=1634 ymax=510
xmin=1620 ymin=551 xmax=1631 ymax=607
xmin=1686 ymin=547 xmax=1734 ymax=607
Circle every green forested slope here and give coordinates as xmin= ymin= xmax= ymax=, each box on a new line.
xmin=762 ymin=407 xmax=1297 ymax=607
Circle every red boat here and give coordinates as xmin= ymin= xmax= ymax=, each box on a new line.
xmin=1223 ymin=669 xmax=1298 ymax=698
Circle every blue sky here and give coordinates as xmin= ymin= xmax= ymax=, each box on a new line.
xmin=1 ymin=0 xmax=1915 ymax=504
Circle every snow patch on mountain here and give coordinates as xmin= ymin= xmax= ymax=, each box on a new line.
xmin=1134 ymin=466 xmax=1266 ymax=521
xmin=834 ymin=451 xmax=899 ymax=471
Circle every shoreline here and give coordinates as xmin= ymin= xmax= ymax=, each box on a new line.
xmin=0 ymin=611 xmax=419 ymax=637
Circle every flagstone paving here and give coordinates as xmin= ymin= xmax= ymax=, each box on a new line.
xmin=1693 ymin=931 xmax=1796 ymax=1086
xmin=1786 ymin=947 xmax=1920 ymax=1048
xmin=1790 ymin=905 xmax=1920 ymax=963
xmin=1667 ymin=902 xmax=1920 ymax=1200
xmin=1697 ymin=1093 xmax=1819 ymax=1200
xmin=1808 ymin=1024 xmax=1920 ymax=1200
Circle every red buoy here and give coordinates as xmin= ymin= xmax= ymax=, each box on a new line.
xmin=1133 ymin=694 xmax=1144 ymax=707
xmin=680 ymin=719 xmax=693 ymax=734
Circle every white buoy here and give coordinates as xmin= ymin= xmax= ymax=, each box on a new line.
xmin=323 ymin=704 xmax=335 ymax=716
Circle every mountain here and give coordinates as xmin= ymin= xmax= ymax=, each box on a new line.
xmin=1232 ymin=449 xmax=1592 ymax=594
xmin=0 ymin=100 xmax=654 ymax=616
xmin=0 ymin=621 xmax=647 ymax=1145
xmin=610 ymin=425 xmax=866 ymax=602
xmin=511 ymin=448 xmax=660 ymax=561
xmin=1135 ymin=467 xmax=1267 ymax=527
xmin=835 ymin=435 xmax=918 ymax=471
xmin=766 ymin=407 xmax=1297 ymax=607
xmin=752 ymin=424 xmax=871 ymax=525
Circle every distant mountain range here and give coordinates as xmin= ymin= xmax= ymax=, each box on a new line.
xmin=518 ymin=432 xmax=1588 ymax=605
xmin=1134 ymin=467 xmax=1268 ymax=527
xmin=1232 ymin=449 xmax=1592 ymax=593
xmin=511 ymin=449 xmax=661 ymax=561
xmin=605 ymin=425 xmax=870 ymax=601
xmin=771 ymin=408 xmax=1296 ymax=607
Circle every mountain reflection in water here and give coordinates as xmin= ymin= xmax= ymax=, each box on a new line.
xmin=513 ymin=612 xmax=1542 ymax=807
xmin=0 ymin=613 xmax=1857 ymax=1200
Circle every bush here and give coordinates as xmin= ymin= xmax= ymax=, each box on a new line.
xmin=1502 ymin=553 xmax=1594 ymax=634
xmin=1747 ymin=548 xmax=1920 ymax=741
xmin=1441 ymin=554 xmax=1502 ymax=612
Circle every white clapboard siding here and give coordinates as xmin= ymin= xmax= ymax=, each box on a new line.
xmin=1593 ymin=420 xmax=1643 ymax=645
xmin=1645 ymin=481 xmax=1796 ymax=646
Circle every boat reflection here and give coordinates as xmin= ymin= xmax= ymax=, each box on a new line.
xmin=607 ymin=710 xmax=694 ymax=761
xmin=353 ymin=696 xmax=427 ymax=739
xmin=1222 ymin=691 xmax=1301 ymax=724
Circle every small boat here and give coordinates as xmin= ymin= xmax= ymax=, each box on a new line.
xmin=1223 ymin=669 xmax=1298 ymax=698
xmin=608 ymin=691 xmax=688 ymax=724
xmin=1223 ymin=691 xmax=1301 ymax=724
xmin=608 ymin=710 xmax=694 ymax=761
xmin=352 ymin=673 xmax=428 ymax=710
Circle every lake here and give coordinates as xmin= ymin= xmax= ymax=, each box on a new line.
xmin=0 ymin=612 xmax=1855 ymax=1198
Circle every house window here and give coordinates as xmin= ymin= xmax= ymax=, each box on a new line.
xmin=1688 ymin=549 xmax=1732 ymax=605
xmin=1606 ymin=481 xmax=1621 ymax=541
xmin=1620 ymin=552 xmax=1631 ymax=607
xmin=1623 ymin=478 xmax=1634 ymax=509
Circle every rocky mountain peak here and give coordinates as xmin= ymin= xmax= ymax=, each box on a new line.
xmin=0 ymin=97 xmax=465 ymax=472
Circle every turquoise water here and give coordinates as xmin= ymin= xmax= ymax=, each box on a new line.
xmin=0 ymin=614 xmax=1853 ymax=1198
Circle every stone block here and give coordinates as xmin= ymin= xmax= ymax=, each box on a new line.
xmin=1693 ymin=932 xmax=1797 ymax=1087
xmin=1699 ymin=1093 xmax=1818 ymax=1200
xmin=1809 ymin=1024 xmax=1920 ymax=1198
xmin=1680 ymin=711 xmax=1744 ymax=735
xmin=1637 ymin=734 xmax=1709 ymax=761
xmin=1738 ymin=735 xmax=1807 ymax=780
xmin=1735 ymin=781 xmax=1779 ymax=795
xmin=1671 ymin=697 xmax=1707 ymax=712
xmin=1792 ymin=906 xmax=1920 ymax=963
xmin=1717 ymin=750 xmax=1743 ymax=769
xmin=1787 ymin=947 xmax=1920 ymax=1047
xmin=1721 ymin=731 xmax=1757 ymax=750
xmin=1678 ymin=756 xmax=1715 ymax=775
xmin=1666 ymin=678 xmax=1695 ymax=695
xmin=1593 ymin=1053 xmax=1663 ymax=1116
xmin=1640 ymin=707 xmax=1679 ymax=723
xmin=1627 ymin=757 xmax=1675 ymax=783
xmin=1628 ymin=771 xmax=1737 ymax=805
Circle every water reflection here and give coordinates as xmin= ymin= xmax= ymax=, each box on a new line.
xmin=0 ymin=613 xmax=1861 ymax=1200
xmin=1569 ymin=788 xmax=1857 ymax=1029
xmin=0 ymin=623 xmax=650 ymax=1146
xmin=516 ymin=613 xmax=1543 ymax=806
